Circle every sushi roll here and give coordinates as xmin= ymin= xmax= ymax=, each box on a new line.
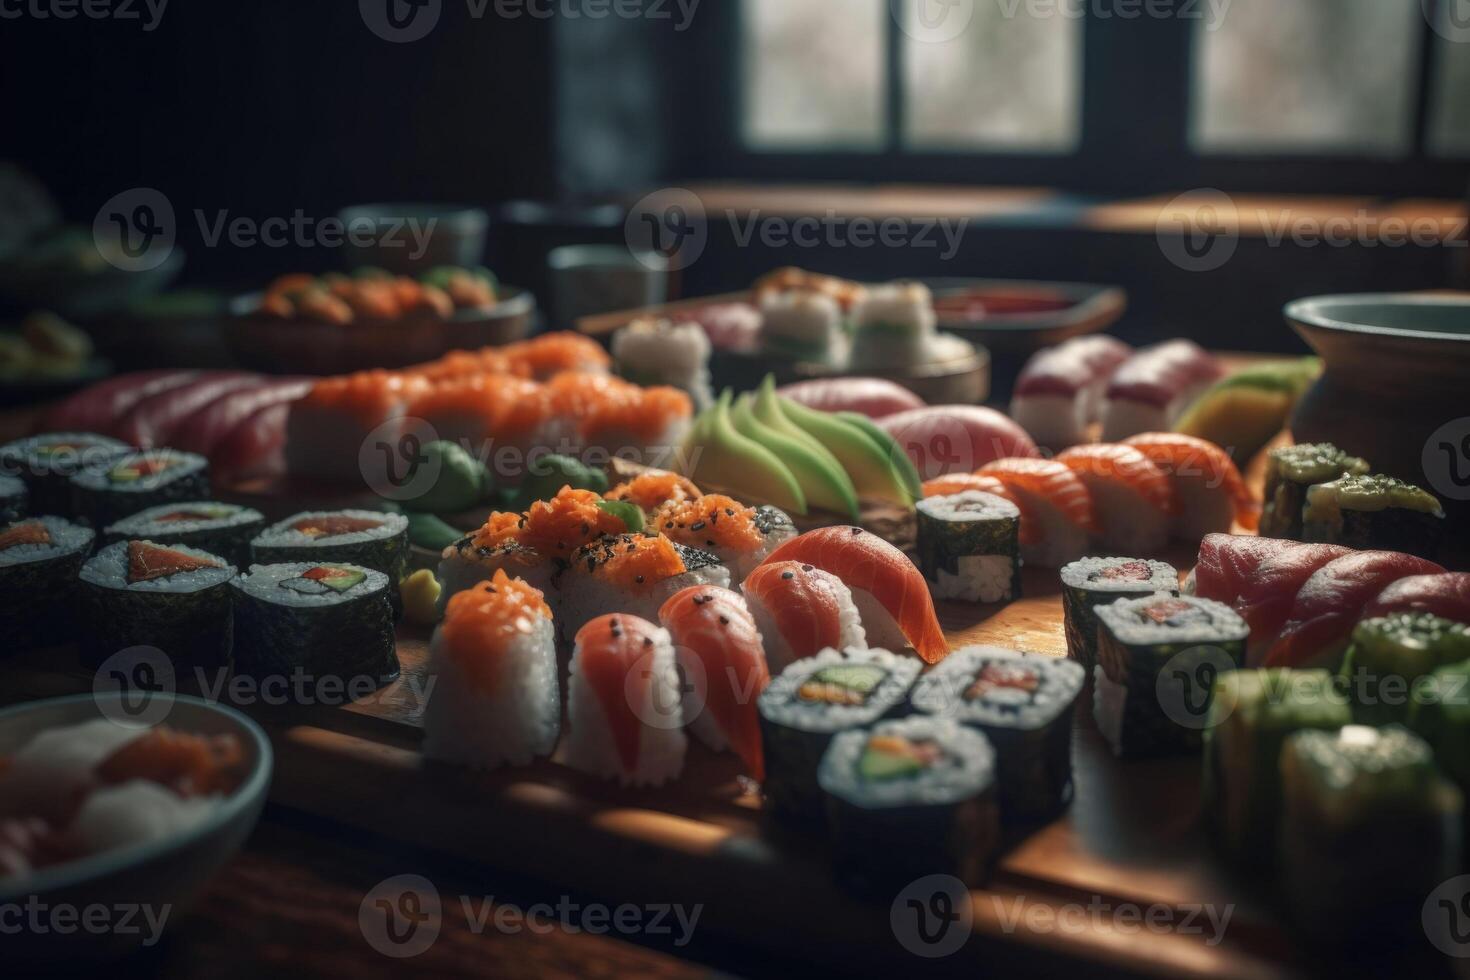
xmin=1409 ymin=660 xmax=1470 ymax=852
xmin=757 ymin=648 xmax=921 ymax=824
xmin=436 ymin=516 xmax=558 ymax=618
xmin=1259 ymin=442 xmax=1369 ymax=539
xmin=659 ymin=585 xmax=770 ymax=778
xmin=1302 ymin=473 xmax=1446 ymax=563
xmin=563 ymin=613 xmax=686 ymax=786
xmin=0 ymin=433 xmax=130 ymax=517
xmin=0 ymin=475 xmax=27 ymax=524
xmin=911 ymin=646 xmax=1084 ymax=822
xmin=1055 ymin=445 xmax=1177 ymax=554
xmin=1010 ymin=336 xmax=1132 ymax=451
xmin=69 ymin=449 xmax=210 ymax=529
xmin=77 ymin=541 xmax=236 ymax=675
xmin=979 ymin=459 xmax=1099 ymax=570
xmin=915 ymin=492 xmax=1021 ymax=604
xmin=231 ymin=562 xmax=399 ymax=690
xmin=654 ymin=495 xmax=797 ymax=584
xmin=758 ymin=290 xmax=848 ymax=366
xmin=612 ymin=317 xmax=714 ymax=409
xmin=1124 ymin=433 xmax=1259 ymax=539
xmin=1202 ymin=668 xmax=1350 ymax=863
xmin=251 ymin=510 xmax=409 ymax=586
xmin=1094 ymin=593 xmax=1248 ymax=758
xmin=818 ymin=716 xmax=1000 ymax=889
xmin=847 ymin=282 xmax=937 ymax=371
xmin=0 ymin=517 xmax=95 ymax=654
xmin=103 ymin=502 xmax=265 ymax=567
xmin=556 ymin=533 xmax=731 ymax=641
xmin=759 ymin=526 xmax=950 ymax=664
xmin=1280 ymin=726 xmax=1462 ymax=943
xmin=422 ymin=570 xmax=559 ymax=769
xmin=742 ymin=561 xmax=867 ymax=674
xmin=1060 ymin=558 xmax=1179 ymax=670
xmin=1100 ymin=340 xmax=1223 ymax=441
xmin=1338 ymin=614 xmax=1470 ymax=727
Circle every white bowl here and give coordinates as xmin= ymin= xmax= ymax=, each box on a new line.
xmin=0 ymin=693 xmax=272 ymax=963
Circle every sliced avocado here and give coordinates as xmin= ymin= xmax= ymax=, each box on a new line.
xmin=596 ymin=499 xmax=645 ymax=534
xmin=306 ymin=566 xmax=367 ymax=593
xmin=859 ymin=742 xmax=924 ymax=782
xmin=684 ymin=391 xmax=806 ymax=514
xmin=732 ymin=393 xmax=859 ymax=520
xmin=752 ymin=376 xmax=840 ymax=465
xmin=776 ymin=396 xmax=915 ymax=507
xmin=835 ymin=411 xmax=923 ymax=502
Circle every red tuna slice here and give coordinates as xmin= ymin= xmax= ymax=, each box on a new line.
xmin=1362 ymin=573 xmax=1470 ymax=627
xmin=210 ymin=402 xmax=291 ymax=482
xmin=1190 ymin=534 xmax=1301 ymax=606
xmin=40 ymin=370 xmax=199 ymax=437
xmin=171 ymin=377 xmax=315 ymax=456
xmin=1106 ymin=340 xmax=1223 ymax=408
xmin=114 ymin=372 xmax=261 ymax=448
xmin=1234 ymin=543 xmax=1355 ymax=642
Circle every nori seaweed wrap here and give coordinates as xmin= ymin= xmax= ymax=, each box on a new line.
xmin=231 ymin=561 xmax=399 ymax=691
xmin=1339 ymin=614 xmax=1470 ymax=727
xmin=0 ymin=432 xmax=130 ymax=516
xmin=915 ymin=491 xmax=1021 ymax=604
xmin=0 ymin=516 xmax=94 ymax=654
xmin=1060 ymin=558 xmax=1179 ymax=670
xmin=818 ymin=716 xmax=1000 ymax=890
xmin=1302 ymin=473 xmax=1445 ymax=563
xmin=251 ymin=510 xmax=409 ymax=617
xmin=911 ymin=646 xmax=1084 ymax=822
xmin=0 ymin=475 xmax=27 ymax=524
xmin=104 ymin=502 xmax=265 ymax=568
xmin=1260 ymin=443 xmax=1368 ymax=540
xmin=77 ymin=540 xmax=236 ymax=677
xmin=69 ymin=449 xmax=210 ymax=528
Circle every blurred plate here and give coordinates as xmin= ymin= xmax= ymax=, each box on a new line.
xmin=919 ymin=277 xmax=1127 ymax=350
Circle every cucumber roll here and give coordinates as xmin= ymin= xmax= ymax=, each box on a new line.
xmin=1094 ymin=593 xmax=1247 ymax=758
xmin=1302 ymin=473 xmax=1445 ymax=563
xmin=1060 ymin=558 xmax=1179 ymax=669
xmin=77 ymin=540 xmax=236 ymax=676
xmin=69 ymin=449 xmax=210 ymax=528
xmin=0 ymin=475 xmax=27 ymax=524
xmin=911 ymin=646 xmax=1084 ymax=822
xmin=1202 ymin=668 xmax=1350 ymax=863
xmin=104 ymin=502 xmax=265 ymax=568
xmin=0 ymin=517 xmax=94 ymax=654
xmin=818 ymin=716 xmax=999 ymax=889
xmin=916 ymin=491 xmax=1021 ymax=604
xmin=1280 ymin=726 xmax=1462 ymax=943
xmin=232 ymin=562 xmax=399 ymax=690
xmin=0 ymin=432 xmax=130 ymax=516
xmin=1260 ymin=443 xmax=1368 ymax=539
xmin=1340 ymin=614 xmax=1470 ymax=727
xmin=757 ymin=648 xmax=921 ymax=825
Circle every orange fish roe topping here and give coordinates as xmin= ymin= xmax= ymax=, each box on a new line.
xmin=606 ymin=471 xmax=702 ymax=511
xmin=502 ymin=332 xmax=611 ymax=380
xmin=471 ymin=511 xmax=525 ymax=552
xmin=583 ymin=386 xmax=692 ymax=443
xmin=546 ymin=371 xmax=637 ymax=421
xmin=97 ymin=727 xmax=246 ymax=797
xmin=576 ymin=534 xmax=687 ymax=590
xmin=300 ymin=371 xmax=433 ymax=428
xmin=657 ymin=495 xmax=762 ymax=553
xmin=441 ymin=570 xmax=553 ymax=693
xmin=519 ymin=487 xmax=630 ymax=556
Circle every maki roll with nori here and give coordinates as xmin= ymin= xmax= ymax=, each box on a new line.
xmin=818 ymin=716 xmax=999 ymax=890
xmin=911 ymin=646 xmax=1083 ymax=822
xmin=77 ymin=540 xmax=236 ymax=675
xmin=1060 ymin=558 xmax=1179 ymax=669
xmin=69 ymin=449 xmax=210 ymax=528
xmin=1339 ymin=614 xmax=1470 ymax=726
xmin=0 ymin=432 xmax=130 ymax=516
xmin=1260 ymin=443 xmax=1368 ymax=539
xmin=915 ymin=491 xmax=1021 ymax=604
xmin=757 ymin=648 xmax=921 ymax=825
xmin=1410 ymin=660 xmax=1470 ymax=852
xmin=232 ymin=562 xmax=399 ymax=690
xmin=252 ymin=510 xmax=410 ymax=619
xmin=0 ymin=516 xmax=94 ymax=654
xmin=1302 ymin=473 xmax=1445 ymax=562
xmin=1094 ymin=593 xmax=1247 ymax=758
xmin=104 ymin=502 xmax=265 ymax=567
xmin=1280 ymin=726 xmax=1462 ymax=943
xmin=0 ymin=475 xmax=26 ymax=523
xmin=1202 ymin=668 xmax=1350 ymax=863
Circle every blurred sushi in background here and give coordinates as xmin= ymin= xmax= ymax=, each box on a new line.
xmin=742 ymin=560 xmax=867 ymax=673
xmin=1302 ymin=474 xmax=1445 ymax=563
xmin=1101 ymin=341 xmax=1223 ymax=441
xmin=847 ymin=282 xmax=938 ymax=371
xmin=1339 ymin=613 xmax=1470 ymax=726
xmin=612 ymin=317 xmax=713 ymax=410
xmin=1259 ymin=442 xmax=1369 ymax=540
xmin=1172 ymin=358 xmax=1321 ymax=466
xmin=1010 ymin=335 xmax=1132 ymax=450
xmin=0 ymin=432 xmax=130 ymax=516
xmin=758 ymin=290 xmax=848 ymax=367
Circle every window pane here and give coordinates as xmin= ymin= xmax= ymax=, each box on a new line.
xmin=903 ymin=0 xmax=1082 ymax=151
xmin=1431 ymin=35 xmax=1470 ymax=158
xmin=1193 ymin=0 xmax=1422 ymax=155
xmin=741 ymin=0 xmax=886 ymax=150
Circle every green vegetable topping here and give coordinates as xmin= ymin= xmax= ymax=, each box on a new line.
xmin=403 ymin=441 xmax=493 ymax=514
xmin=595 ymin=499 xmax=645 ymax=534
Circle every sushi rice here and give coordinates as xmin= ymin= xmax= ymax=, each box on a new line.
xmin=104 ymin=501 xmax=265 ymax=567
xmin=0 ymin=516 xmax=96 ymax=654
xmin=742 ymin=561 xmax=867 ymax=674
xmin=556 ymin=534 xmax=731 ymax=642
xmin=0 ymin=474 xmax=28 ymax=523
xmin=69 ymin=449 xmax=210 ymax=528
xmin=759 ymin=290 xmax=848 ymax=366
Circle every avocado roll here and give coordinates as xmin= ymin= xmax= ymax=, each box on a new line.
xmin=1094 ymin=593 xmax=1248 ymax=758
xmin=911 ymin=646 xmax=1083 ymax=822
xmin=1202 ymin=668 xmax=1350 ymax=864
xmin=77 ymin=540 xmax=236 ymax=676
xmin=1302 ymin=473 xmax=1445 ymax=563
xmin=0 ymin=516 xmax=94 ymax=654
xmin=1060 ymin=558 xmax=1179 ymax=669
xmin=232 ymin=562 xmax=399 ymax=691
xmin=757 ymin=648 xmax=921 ymax=826
xmin=104 ymin=502 xmax=265 ymax=568
xmin=0 ymin=475 xmax=27 ymax=524
xmin=69 ymin=449 xmax=210 ymax=528
xmin=1339 ymin=614 xmax=1470 ymax=727
xmin=1260 ymin=443 xmax=1368 ymax=540
xmin=818 ymin=716 xmax=999 ymax=890
xmin=1280 ymin=726 xmax=1462 ymax=943
xmin=0 ymin=432 xmax=130 ymax=516
xmin=916 ymin=491 xmax=1021 ymax=604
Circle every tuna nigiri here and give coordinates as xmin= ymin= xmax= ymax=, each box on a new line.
xmin=1187 ymin=533 xmax=1300 ymax=604
xmin=777 ymin=377 xmax=926 ymax=420
xmin=879 ymin=406 xmax=1040 ymax=481
xmin=1010 ymin=335 xmax=1132 ymax=449
xmin=758 ymin=526 xmax=949 ymax=664
xmin=1101 ymin=340 xmax=1223 ymax=441
xmin=741 ymin=560 xmax=867 ymax=673
xmin=979 ymin=458 xmax=1100 ymax=569
xmin=1266 ymin=552 xmax=1447 ymax=668
xmin=1056 ymin=444 xmax=1177 ymax=554
xmin=659 ymin=586 xmax=770 ymax=778
xmin=1124 ymin=433 xmax=1259 ymax=538
xmin=1235 ymin=543 xmax=1355 ymax=662
xmin=1362 ymin=573 xmax=1470 ymax=625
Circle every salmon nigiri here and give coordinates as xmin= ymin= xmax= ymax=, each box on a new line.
xmin=979 ymin=458 xmax=1100 ymax=569
xmin=659 ymin=586 xmax=770 ymax=779
xmin=741 ymin=560 xmax=867 ymax=673
xmin=758 ymin=527 xmax=949 ymax=664
xmin=1123 ymin=433 xmax=1260 ymax=538
xmin=1057 ymin=444 xmax=1177 ymax=554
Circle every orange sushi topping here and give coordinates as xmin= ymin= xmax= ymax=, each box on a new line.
xmin=656 ymin=495 xmax=763 ymax=553
xmin=578 ymin=534 xmax=686 ymax=590
xmin=127 ymin=542 xmax=221 ymax=584
xmin=441 ymin=570 xmax=552 ymax=693
xmin=97 ymin=727 xmax=246 ymax=798
xmin=582 ymin=386 xmax=692 ymax=444
xmin=0 ymin=522 xmax=51 ymax=552
xmin=471 ymin=511 xmax=525 ymax=552
xmin=501 ymin=332 xmax=611 ymax=380
xmin=606 ymin=471 xmax=701 ymax=511
xmin=520 ymin=487 xmax=631 ymax=555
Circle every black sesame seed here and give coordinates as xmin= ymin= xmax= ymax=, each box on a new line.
xmin=635 ymin=575 xmax=645 ymax=584
xmin=781 ymin=571 xmax=794 ymax=580
xmin=691 ymin=522 xmax=705 ymax=531
xmin=852 ymin=527 xmax=863 ymax=535
xmin=802 ymin=565 xmax=814 ymax=572
xmin=719 ymin=616 xmax=729 ymax=626
xmin=644 ymin=637 xmax=653 ymax=647
xmin=725 ymin=508 xmax=735 ymax=517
